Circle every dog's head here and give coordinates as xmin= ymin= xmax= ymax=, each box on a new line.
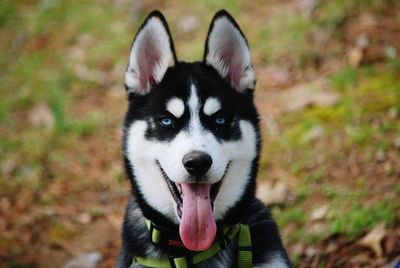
xmin=123 ymin=10 xmax=260 ymax=251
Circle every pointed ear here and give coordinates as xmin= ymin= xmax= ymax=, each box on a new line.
xmin=125 ymin=11 xmax=177 ymax=95
xmin=203 ymin=10 xmax=256 ymax=93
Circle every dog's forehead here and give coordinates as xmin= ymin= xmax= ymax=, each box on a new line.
xmin=163 ymin=77 xmax=224 ymax=116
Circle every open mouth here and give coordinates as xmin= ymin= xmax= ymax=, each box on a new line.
xmin=156 ymin=161 xmax=230 ymax=218
xmin=156 ymin=160 xmax=230 ymax=251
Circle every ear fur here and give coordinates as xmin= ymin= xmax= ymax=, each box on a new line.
xmin=125 ymin=11 xmax=177 ymax=95
xmin=204 ymin=10 xmax=256 ymax=93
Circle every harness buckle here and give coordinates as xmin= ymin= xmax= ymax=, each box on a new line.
xmin=169 ymin=255 xmax=193 ymax=268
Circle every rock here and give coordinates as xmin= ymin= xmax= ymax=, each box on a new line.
xmin=64 ymin=252 xmax=102 ymax=268
xmin=74 ymin=64 xmax=108 ymax=85
xmin=350 ymin=252 xmax=370 ymax=265
xmin=0 ymin=197 xmax=11 ymax=210
xmin=383 ymin=162 xmax=393 ymax=174
xmin=29 ymin=103 xmax=54 ymax=129
xmin=256 ymin=181 xmax=291 ymax=206
xmin=177 ymin=15 xmax=199 ymax=34
xmin=376 ymin=150 xmax=386 ymax=162
xmin=394 ymin=137 xmax=400 ymax=148
xmin=303 ymin=126 xmax=324 ymax=143
xmin=311 ymin=204 xmax=328 ymax=221
xmin=282 ymin=223 xmax=298 ymax=239
xmin=388 ymin=107 xmax=398 ymax=119
xmin=1 ymin=158 xmax=18 ymax=176
xmin=259 ymin=66 xmax=290 ymax=88
xmin=291 ymin=242 xmax=306 ymax=256
xmin=76 ymin=213 xmax=92 ymax=225
xmin=357 ymin=222 xmax=386 ymax=257
xmin=309 ymin=222 xmax=328 ymax=235
xmin=385 ymin=46 xmax=397 ymax=60
xmin=262 ymin=114 xmax=280 ymax=138
xmin=356 ymin=35 xmax=369 ymax=49
xmin=326 ymin=242 xmax=338 ymax=253
xmin=77 ymin=34 xmax=94 ymax=48
xmin=347 ymin=47 xmax=363 ymax=67
xmin=293 ymin=0 xmax=320 ymax=19
xmin=305 ymin=246 xmax=317 ymax=257
xmin=358 ymin=12 xmax=377 ymax=28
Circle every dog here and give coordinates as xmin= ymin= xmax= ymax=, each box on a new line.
xmin=117 ymin=10 xmax=291 ymax=268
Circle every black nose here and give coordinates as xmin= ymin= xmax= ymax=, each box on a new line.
xmin=182 ymin=151 xmax=212 ymax=177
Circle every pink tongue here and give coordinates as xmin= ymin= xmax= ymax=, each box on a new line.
xmin=179 ymin=183 xmax=216 ymax=251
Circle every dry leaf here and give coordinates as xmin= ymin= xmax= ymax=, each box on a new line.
xmin=384 ymin=233 xmax=400 ymax=256
xmin=350 ymin=252 xmax=370 ymax=265
xmin=256 ymin=181 xmax=291 ymax=205
xmin=177 ymin=15 xmax=199 ymax=34
xmin=258 ymin=65 xmax=290 ymax=88
xmin=347 ymin=47 xmax=363 ymax=67
xmin=106 ymin=213 xmax=123 ymax=230
xmin=276 ymin=79 xmax=340 ymax=113
xmin=29 ymin=103 xmax=54 ymax=129
xmin=63 ymin=252 xmax=102 ymax=268
xmin=357 ymin=222 xmax=386 ymax=257
xmin=311 ymin=205 xmax=328 ymax=221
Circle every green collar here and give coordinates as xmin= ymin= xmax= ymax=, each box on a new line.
xmin=133 ymin=220 xmax=252 ymax=268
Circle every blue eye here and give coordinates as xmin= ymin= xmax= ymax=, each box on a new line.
xmin=215 ymin=117 xmax=226 ymax=125
xmin=159 ymin=117 xmax=173 ymax=127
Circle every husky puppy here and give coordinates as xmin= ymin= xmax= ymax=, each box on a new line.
xmin=117 ymin=10 xmax=291 ymax=268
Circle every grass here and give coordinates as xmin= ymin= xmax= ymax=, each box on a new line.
xmin=0 ymin=1 xmax=122 ymax=201
xmin=252 ymin=0 xmax=398 ymax=67
xmin=329 ymin=200 xmax=398 ymax=239
xmin=265 ymin=63 xmax=400 ymax=247
xmin=329 ymin=67 xmax=359 ymax=91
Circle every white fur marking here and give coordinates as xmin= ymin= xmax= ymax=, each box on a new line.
xmin=166 ymin=98 xmax=185 ymax=118
xmin=203 ymin=98 xmax=221 ymax=116
xmin=187 ymin=83 xmax=202 ymax=134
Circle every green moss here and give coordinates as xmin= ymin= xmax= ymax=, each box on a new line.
xmin=0 ymin=0 xmax=15 ymax=27
xmin=355 ymin=75 xmax=400 ymax=114
xmin=308 ymin=167 xmax=325 ymax=183
xmin=329 ymin=201 xmax=398 ymax=239
xmin=345 ymin=125 xmax=374 ymax=145
xmin=273 ymin=207 xmax=307 ymax=226
xmin=295 ymin=184 xmax=312 ymax=202
xmin=48 ymin=221 xmax=79 ymax=245
xmin=330 ymin=67 xmax=359 ymax=91
xmin=259 ymin=10 xmax=316 ymax=66
xmin=90 ymin=207 xmax=106 ymax=218
xmin=68 ymin=112 xmax=103 ymax=137
xmin=304 ymin=105 xmax=347 ymax=125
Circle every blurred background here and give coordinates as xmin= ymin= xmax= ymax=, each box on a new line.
xmin=0 ymin=0 xmax=399 ymax=267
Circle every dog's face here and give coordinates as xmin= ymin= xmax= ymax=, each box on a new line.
xmin=123 ymin=11 xmax=259 ymax=251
